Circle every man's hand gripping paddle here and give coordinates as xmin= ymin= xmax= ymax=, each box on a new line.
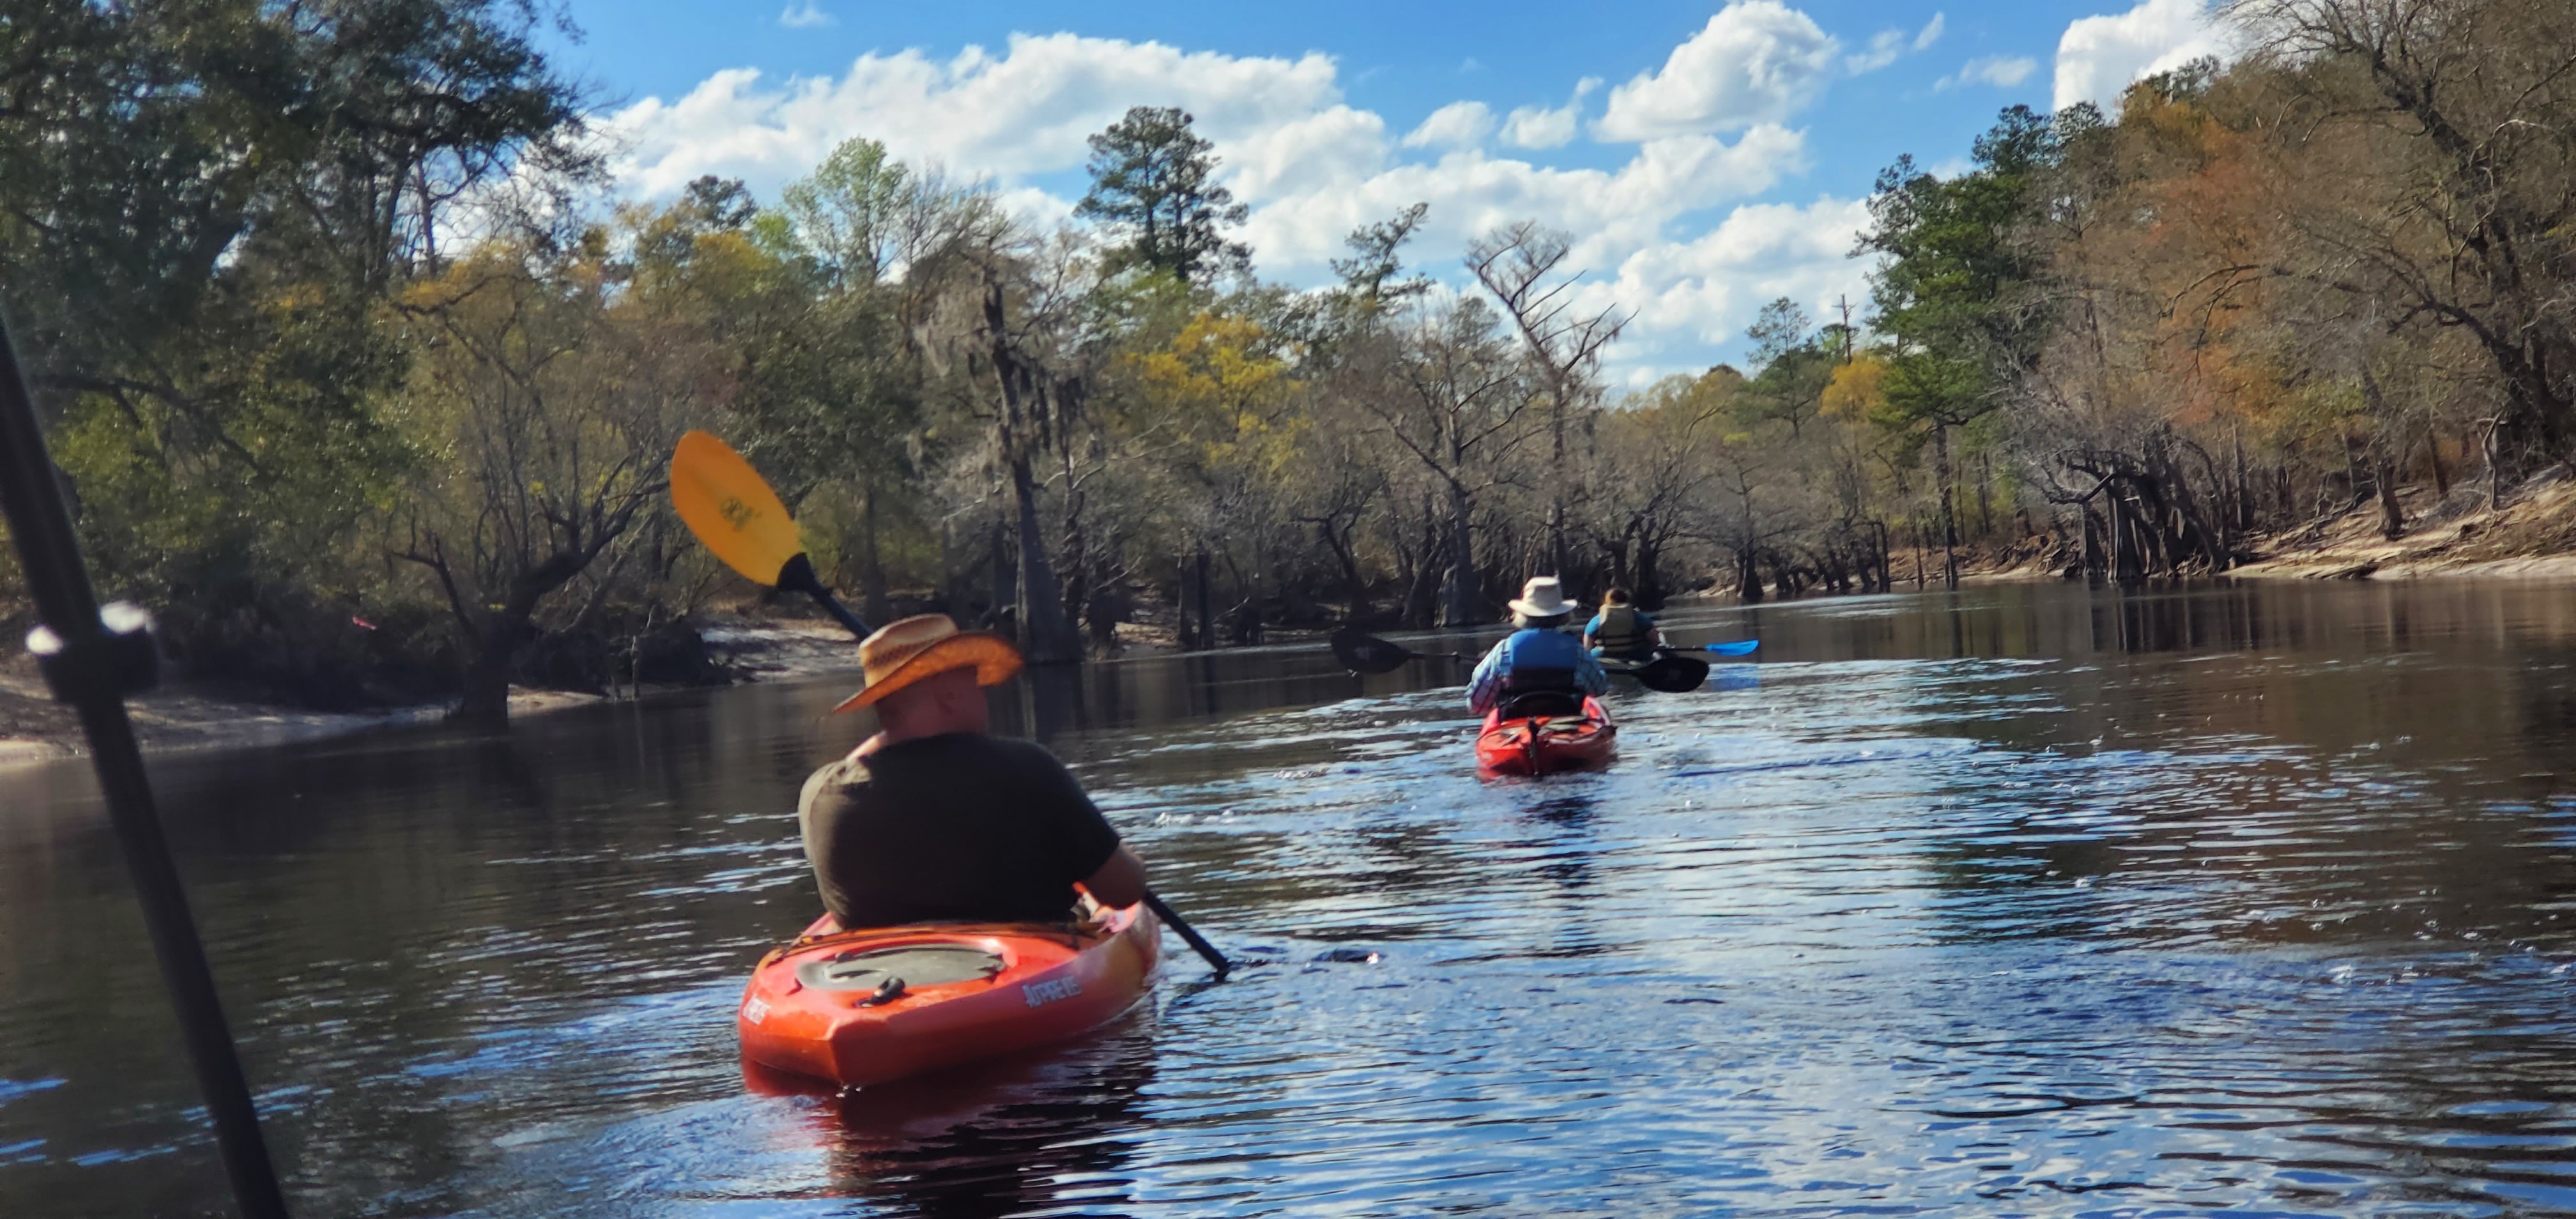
xmin=668 ymin=431 xmax=1230 ymax=979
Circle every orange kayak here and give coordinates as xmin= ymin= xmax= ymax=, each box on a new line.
xmin=737 ymin=903 xmax=1160 ymax=1087
xmin=1476 ymin=696 xmax=1617 ymax=774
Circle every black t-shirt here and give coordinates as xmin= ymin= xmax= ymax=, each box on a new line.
xmin=797 ymin=733 xmax=1123 ymax=928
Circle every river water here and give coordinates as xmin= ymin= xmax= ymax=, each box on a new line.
xmin=8 ymin=580 xmax=2576 ymax=1216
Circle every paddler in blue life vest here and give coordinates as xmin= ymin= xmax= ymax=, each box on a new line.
xmin=1583 ymin=586 xmax=1665 ymax=663
xmin=1467 ymin=576 xmax=1610 ymax=715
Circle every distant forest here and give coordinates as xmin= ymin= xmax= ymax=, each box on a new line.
xmin=1 ymin=0 xmax=2569 ymax=718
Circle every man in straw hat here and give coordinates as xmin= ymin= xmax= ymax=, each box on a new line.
xmin=798 ymin=615 xmax=1149 ymax=930
xmin=1466 ymin=577 xmax=1609 ymax=716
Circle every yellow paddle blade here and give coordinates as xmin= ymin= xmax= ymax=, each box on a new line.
xmin=670 ymin=430 xmax=804 ymax=586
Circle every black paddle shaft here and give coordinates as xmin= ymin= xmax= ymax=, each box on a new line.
xmin=0 ymin=325 xmax=292 ymax=1218
xmin=1144 ymin=892 xmax=1230 ymax=979
xmin=774 ymin=552 xmax=871 ymax=638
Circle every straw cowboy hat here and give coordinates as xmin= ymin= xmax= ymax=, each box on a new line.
xmin=829 ymin=614 xmax=1023 ymax=714
xmin=1508 ymin=576 xmax=1579 ymax=619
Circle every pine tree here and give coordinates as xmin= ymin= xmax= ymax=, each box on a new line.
xmin=1075 ymin=107 xmax=1251 ymax=284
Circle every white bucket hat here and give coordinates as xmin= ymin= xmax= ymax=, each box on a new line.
xmin=1507 ymin=576 xmax=1577 ymax=618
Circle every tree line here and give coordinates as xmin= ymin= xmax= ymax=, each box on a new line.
xmin=2 ymin=0 xmax=2568 ymax=719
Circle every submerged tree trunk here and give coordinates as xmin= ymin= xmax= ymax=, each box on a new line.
xmin=1911 ymin=518 xmax=1928 ymax=591
xmin=1874 ymin=519 xmax=1894 ymax=592
xmin=404 ymin=529 xmax=619 ymax=726
xmin=1011 ymin=473 xmax=1078 ymax=664
xmin=2082 ymin=502 xmax=2104 ymax=581
xmin=1085 ymin=556 xmax=1123 ymax=654
xmin=1399 ymin=495 xmax=1443 ymax=629
xmin=1192 ymin=549 xmax=1215 ymax=650
xmin=1441 ymin=482 xmax=1480 ymax=626
xmin=453 ymin=615 xmax=532 ymax=724
xmin=1317 ymin=519 xmax=1369 ymax=622
xmin=2110 ymin=492 xmax=2143 ymax=583
xmin=2232 ymin=426 xmax=2255 ymax=532
xmin=1976 ymin=452 xmax=1994 ymax=539
xmin=1934 ymin=423 xmax=1959 ymax=590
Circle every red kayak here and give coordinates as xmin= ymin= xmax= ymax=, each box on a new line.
xmin=737 ymin=903 xmax=1160 ymax=1088
xmin=1476 ymin=694 xmax=1616 ymax=775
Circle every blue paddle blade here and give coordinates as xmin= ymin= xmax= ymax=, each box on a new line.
xmin=1701 ymin=640 xmax=1759 ymax=656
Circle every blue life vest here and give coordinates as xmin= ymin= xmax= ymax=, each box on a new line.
xmin=1501 ymin=627 xmax=1585 ymax=692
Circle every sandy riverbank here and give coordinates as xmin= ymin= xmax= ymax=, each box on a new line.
xmin=1899 ymin=467 xmax=2576 ymax=587
xmin=0 ymin=608 xmax=1291 ymax=769
xmin=0 ymin=614 xmax=878 ymax=769
xmin=21 ymin=478 xmax=2576 ymax=770
xmin=2227 ymin=470 xmax=2576 ymax=582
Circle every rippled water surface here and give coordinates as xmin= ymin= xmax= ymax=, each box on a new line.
xmin=11 ymin=581 xmax=2576 ymax=1216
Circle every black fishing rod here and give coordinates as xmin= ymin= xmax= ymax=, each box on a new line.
xmin=0 ymin=320 xmax=291 ymax=1219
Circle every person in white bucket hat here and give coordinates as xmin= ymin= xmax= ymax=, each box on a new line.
xmin=1466 ymin=576 xmax=1609 ymax=716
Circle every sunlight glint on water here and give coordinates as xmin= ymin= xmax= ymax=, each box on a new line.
xmin=6 ymin=580 xmax=2576 ymax=1215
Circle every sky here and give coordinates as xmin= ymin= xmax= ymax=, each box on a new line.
xmin=535 ymin=0 xmax=2234 ymax=381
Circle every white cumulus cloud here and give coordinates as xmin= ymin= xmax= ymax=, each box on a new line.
xmin=1239 ymin=125 xmax=1810 ymax=275
xmin=1847 ymin=29 xmax=1908 ymax=74
xmin=1938 ymin=55 xmax=2039 ymax=91
xmin=605 ymin=33 xmax=1342 ymax=197
xmin=602 ymin=22 xmax=1880 ymax=374
xmin=1595 ymin=1 xmax=1840 ymax=141
xmin=2053 ymin=0 xmax=2234 ymax=112
xmin=779 ymin=1 xmax=832 ymax=29
xmin=1401 ymin=100 xmax=1496 ymax=150
xmin=1848 ymin=10 xmax=1944 ymax=74
xmin=1229 ymin=105 xmax=1389 ymax=199
xmin=1500 ymin=78 xmax=1599 ymax=150
xmin=1608 ymin=197 xmax=1874 ymax=360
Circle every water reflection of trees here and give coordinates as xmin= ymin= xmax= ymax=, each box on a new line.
xmin=1873 ymin=586 xmax=2576 ymax=954
xmin=1775 ymin=586 xmax=2576 ymax=1211
xmin=0 ymin=696 xmax=820 ymax=1213
xmin=1736 ymin=581 xmax=2576 ymax=664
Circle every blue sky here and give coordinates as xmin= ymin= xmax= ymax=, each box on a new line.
xmin=536 ymin=0 xmax=2228 ymax=378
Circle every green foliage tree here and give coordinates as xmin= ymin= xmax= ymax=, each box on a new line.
xmin=1075 ymin=106 xmax=1251 ymax=285
xmin=0 ymin=0 xmax=587 ymax=700
xmin=1743 ymin=298 xmax=1836 ymax=439
xmin=1330 ymin=203 xmax=1435 ymax=316
xmin=1860 ymin=105 xmax=2060 ymax=585
xmin=22 ymin=0 xmax=2576 ymax=717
